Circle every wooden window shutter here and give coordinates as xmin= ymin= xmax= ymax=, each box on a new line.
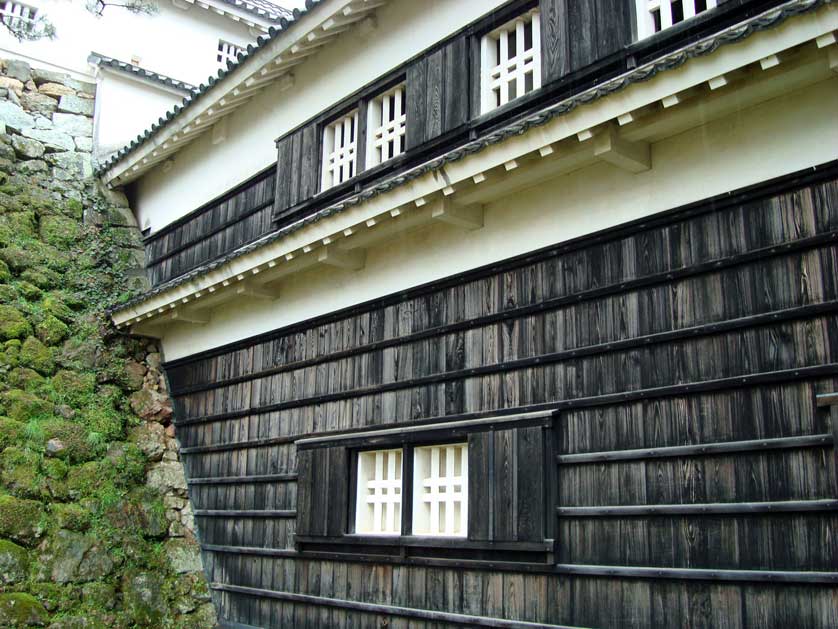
xmin=295 ymin=445 xmax=349 ymax=538
xmin=274 ymin=123 xmax=320 ymax=224
xmin=405 ymin=35 xmax=470 ymax=150
xmin=467 ymin=424 xmax=555 ymax=543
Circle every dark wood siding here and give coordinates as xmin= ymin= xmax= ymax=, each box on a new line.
xmin=144 ymin=168 xmax=276 ymax=286
xmin=539 ymin=0 xmax=634 ymax=83
xmin=405 ymin=36 xmax=470 ymax=150
xmin=167 ymin=166 xmax=838 ymax=627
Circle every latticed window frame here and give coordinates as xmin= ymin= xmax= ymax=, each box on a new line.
xmin=635 ymin=0 xmax=718 ymax=39
xmin=217 ymin=39 xmax=243 ymax=68
xmin=412 ymin=443 xmax=468 ymax=537
xmin=0 ymin=1 xmax=37 ymax=35
xmin=479 ymin=9 xmax=542 ymax=115
xmin=366 ymin=84 xmax=407 ymax=168
xmin=321 ymin=110 xmax=359 ymax=191
xmin=354 ymin=448 xmax=403 ymax=536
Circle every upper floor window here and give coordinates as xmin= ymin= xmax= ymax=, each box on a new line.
xmin=321 ymin=110 xmax=358 ymax=191
xmin=636 ymin=0 xmax=718 ymax=38
xmin=480 ymin=10 xmax=541 ymax=114
xmin=217 ymin=40 xmax=243 ymax=67
xmin=355 ymin=448 xmax=402 ymax=535
xmin=0 ymin=1 xmax=37 ymax=35
xmin=366 ymin=84 xmax=406 ymax=168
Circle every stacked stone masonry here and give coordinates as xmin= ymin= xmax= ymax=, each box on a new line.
xmin=0 ymin=58 xmax=215 ymax=628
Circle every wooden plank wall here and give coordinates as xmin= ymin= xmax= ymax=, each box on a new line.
xmin=164 ymin=168 xmax=838 ymax=627
xmin=144 ymin=169 xmax=276 ymax=286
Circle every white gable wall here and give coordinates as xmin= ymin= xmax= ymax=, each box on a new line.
xmin=0 ymin=0 xmax=256 ymax=84
xmin=132 ymin=0 xmax=509 ymax=234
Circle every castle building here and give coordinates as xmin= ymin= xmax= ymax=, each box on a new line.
xmin=103 ymin=0 xmax=837 ymax=626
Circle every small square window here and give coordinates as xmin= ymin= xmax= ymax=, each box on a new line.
xmin=366 ymin=84 xmax=406 ymax=168
xmin=0 ymin=1 xmax=37 ymax=35
xmin=480 ymin=10 xmax=541 ymax=114
xmin=412 ymin=444 xmax=468 ymax=537
xmin=636 ymin=0 xmax=718 ymax=39
xmin=355 ymin=448 xmax=402 ymax=535
xmin=321 ymin=110 xmax=359 ymax=191
xmin=217 ymin=40 xmax=243 ymax=67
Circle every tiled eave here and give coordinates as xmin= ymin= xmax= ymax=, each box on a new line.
xmin=171 ymin=0 xmax=291 ymax=31
xmin=89 ymin=53 xmax=197 ymax=95
xmin=99 ymin=0 xmax=387 ymax=186
xmin=110 ymin=0 xmax=838 ymax=334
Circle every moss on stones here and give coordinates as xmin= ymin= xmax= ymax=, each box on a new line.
xmin=39 ymin=215 xmax=82 ymax=249
xmin=52 ymin=503 xmax=90 ymax=532
xmin=0 ymin=495 xmax=45 ymax=545
xmin=20 ymin=336 xmax=54 ymax=375
xmin=0 ymin=539 xmax=29 ymax=584
xmin=0 ymin=305 xmax=32 ymax=340
xmin=0 ymin=416 xmax=24 ymax=448
xmin=34 ymin=314 xmax=69 ymax=346
xmin=0 ymin=258 xmax=10 ymax=282
xmin=1 ymin=446 xmax=43 ymax=497
xmin=2 ymin=389 xmax=53 ymax=421
xmin=0 ymin=592 xmax=49 ymax=627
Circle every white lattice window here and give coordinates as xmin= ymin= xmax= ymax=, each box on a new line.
xmin=480 ymin=10 xmax=541 ymax=114
xmin=217 ymin=40 xmax=243 ymax=67
xmin=355 ymin=449 xmax=402 ymax=535
xmin=412 ymin=444 xmax=468 ymax=537
xmin=636 ymin=0 xmax=718 ymax=39
xmin=366 ymin=84 xmax=406 ymax=168
xmin=0 ymin=1 xmax=37 ymax=34
xmin=321 ymin=111 xmax=359 ymax=190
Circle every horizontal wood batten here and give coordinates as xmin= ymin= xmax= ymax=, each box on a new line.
xmin=163 ymin=160 xmax=838 ymax=375
xmin=194 ymin=510 xmax=296 ymax=518
xmin=203 ymin=545 xmax=838 ymax=583
xmin=187 ymin=473 xmax=298 ymax=485
xmin=179 ymin=435 xmax=295 ymax=454
xmin=174 ymin=304 xmax=838 ymax=425
xmin=553 ymin=564 xmax=838 ymax=584
xmin=202 ymin=544 xmax=297 ymax=557
xmin=556 ymin=434 xmax=834 ymax=464
xmin=175 ymin=365 xmax=838 ymax=454
xmin=211 ymin=583 xmax=582 ymax=628
xmin=294 ymin=535 xmax=554 ymax=552
xmin=556 ymin=499 xmax=838 ymax=517
xmin=169 ymin=237 xmax=838 ymax=397
xmin=295 ymin=410 xmax=553 ymax=448
xmin=816 ymin=392 xmax=838 ymax=406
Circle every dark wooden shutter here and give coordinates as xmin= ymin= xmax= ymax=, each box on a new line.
xmin=467 ymin=424 xmax=553 ymax=543
xmin=295 ymin=445 xmax=349 ymax=538
xmin=274 ymin=123 xmax=320 ymax=223
xmin=405 ymin=36 xmax=470 ymax=150
xmin=539 ymin=0 xmax=633 ymax=83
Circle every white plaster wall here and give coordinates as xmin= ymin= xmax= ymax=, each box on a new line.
xmin=132 ymin=0 xmax=509 ymax=234
xmin=93 ymin=71 xmax=184 ymax=159
xmin=0 ymin=0 xmax=256 ymax=84
xmin=157 ymin=75 xmax=838 ymax=360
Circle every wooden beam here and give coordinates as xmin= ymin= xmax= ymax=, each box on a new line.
xmin=556 ymin=499 xmax=838 ymax=517
xmin=593 ymin=125 xmax=651 ymax=173
xmin=235 ymin=281 xmax=277 ymax=300
xmin=431 ymin=198 xmax=483 ymax=231
xmin=170 ymin=310 xmax=210 ymax=325
xmin=317 ymin=246 xmax=366 ymax=271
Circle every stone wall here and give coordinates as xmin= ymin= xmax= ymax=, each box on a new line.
xmin=0 ymin=58 xmax=215 ymax=628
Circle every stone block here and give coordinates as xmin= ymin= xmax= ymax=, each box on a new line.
xmin=48 ymin=151 xmax=93 ymax=178
xmin=58 ymin=94 xmax=94 ymax=116
xmin=21 ymin=128 xmax=74 ymax=152
xmin=11 ymin=134 xmax=45 ymax=159
xmin=74 ymin=136 xmax=92 ymax=152
xmin=5 ymin=60 xmax=31 ymax=82
xmin=146 ymin=461 xmax=187 ymax=493
xmin=0 ymin=100 xmax=35 ymax=132
xmin=165 ymin=538 xmax=202 ymax=574
xmin=20 ymin=91 xmax=58 ymax=115
xmin=35 ymin=115 xmax=52 ymax=129
xmin=0 ymin=76 xmax=23 ymax=94
xmin=31 ymin=67 xmax=67 ymax=85
xmin=39 ymin=82 xmax=75 ymax=97
xmin=53 ymin=112 xmax=92 ymax=137
xmin=63 ymin=77 xmax=96 ymax=96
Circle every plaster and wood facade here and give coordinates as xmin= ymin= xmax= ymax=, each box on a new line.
xmin=106 ymin=0 xmax=838 ymax=626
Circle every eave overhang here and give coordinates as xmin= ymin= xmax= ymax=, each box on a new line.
xmin=99 ymin=0 xmax=386 ymax=187
xmin=89 ymin=53 xmax=196 ymax=96
xmin=110 ymin=0 xmax=838 ymax=335
xmin=170 ymin=0 xmax=291 ymax=31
